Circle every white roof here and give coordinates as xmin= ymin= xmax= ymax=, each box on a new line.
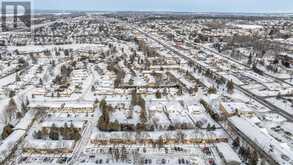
xmin=216 ymin=142 xmax=241 ymax=164
xmin=221 ymin=102 xmax=253 ymax=114
xmin=91 ymin=129 xmax=226 ymax=141
xmin=29 ymin=101 xmax=93 ymax=109
xmin=281 ymin=122 xmax=293 ymax=133
xmin=229 ymin=116 xmax=293 ymax=165
xmin=0 ymin=130 xmax=25 ymax=162
xmin=0 ymin=109 xmax=37 ymax=162
xmin=41 ymin=120 xmax=85 ymax=128
xmin=14 ymin=110 xmax=37 ymax=130
xmin=24 ymin=139 xmax=75 ymax=150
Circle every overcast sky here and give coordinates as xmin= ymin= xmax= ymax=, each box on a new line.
xmin=28 ymin=0 xmax=293 ymax=13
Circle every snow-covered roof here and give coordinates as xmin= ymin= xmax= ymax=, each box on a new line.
xmin=91 ymin=129 xmax=226 ymax=141
xmin=263 ymin=113 xmax=287 ymax=122
xmin=24 ymin=139 xmax=75 ymax=151
xmin=0 ymin=99 xmax=9 ymax=126
xmin=229 ymin=116 xmax=293 ymax=165
xmin=14 ymin=110 xmax=37 ymax=130
xmin=216 ymin=142 xmax=241 ymax=164
xmin=281 ymin=122 xmax=293 ymax=134
xmin=41 ymin=120 xmax=85 ymax=129
xmin=29 ymin=101 xmax=93 ymax=109
xmin=0 ymin=130 xmax=25 ymax=162
xmin=221 ymin=102 xmax=254 ymax=114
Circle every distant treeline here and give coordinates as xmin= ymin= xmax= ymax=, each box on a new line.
xmin=104 ymin=12 xmax=293 ymax=21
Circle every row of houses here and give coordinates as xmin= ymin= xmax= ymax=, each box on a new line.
xmin=227 ymin=116 xmax=293 ymax=165
xmin=29 ymin=102 xmax=95 ymax=113
xmin=23 ymin=139 xmax=75 ymax=154
xmin=90 ymin=129 xmax=228 ymax=145
xmin=202 ymin=94 xmax=256 ymax=120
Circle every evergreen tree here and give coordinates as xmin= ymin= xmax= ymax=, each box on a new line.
xmin=73 ymin=129 xmax=81 ymax=141
xmin=91 ymin=85 xmax=95 ymax=92
xmin=207 ymin=86 xmax=217 ymax=94
xmin=109 ymin=120 xmax=120 ymax=131
xmin=39 ymin=78 xmax=43 ymax=85
xmin=15 ymin=74 xmax=21 ymax=82
xmin=207 ymin=123 xmax=211 ymax=131
xmin=21 ymin=101 xmax=27 ymax=114
xmin=99 ymin=99 xmax=107 ymax=110
xmin=248 ymin=53 xmax=253 ymax=65
xmin=25 ymin=96 xmax=30 ymax=106
xmin=49 ymin=124 xmax=59 ymax=140
xmin=232 ymin=137 xmax=240 ymax=148
xmin=33 ymin=130 xmax=42 ymax=139
xmin=227 ymin=80 xmax=234 ymax=94
xmin=9 ymin=90 xmax=15 ymax=98
xmin=155 ymin=90 xmax=162 ymax=99
xmin=98 ymin=104 xmax=110 ymax=131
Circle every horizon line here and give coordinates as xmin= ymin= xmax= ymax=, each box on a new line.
xmin=32 ymin=9 xmax=293 ymax=14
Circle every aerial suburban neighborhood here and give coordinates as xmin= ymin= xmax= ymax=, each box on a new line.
xmin=0 ymin=2 xmax=293 ymax=165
